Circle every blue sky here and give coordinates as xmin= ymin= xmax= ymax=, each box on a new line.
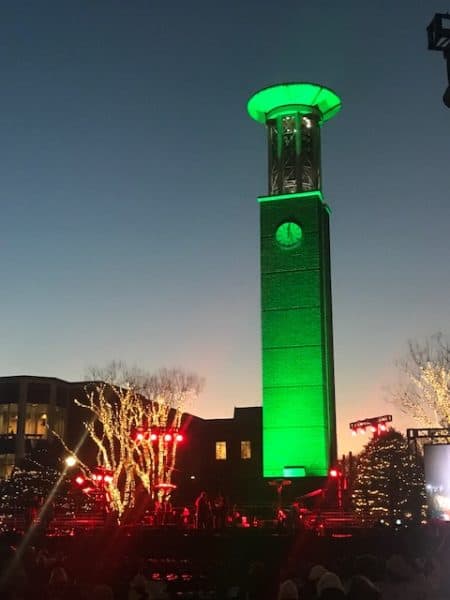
xmin=0 ymin=1 xmax=449 ymax=452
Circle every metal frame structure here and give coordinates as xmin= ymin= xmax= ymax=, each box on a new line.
xmin=427 ymin=13 xmax=450 ymax=107
xmin=349 ymin=414 xmax=392 ymax=434
xmin=267 ymin=111 xmax=321 ymax=195
xmin=407 ymin=426 xmax=450 ymax=456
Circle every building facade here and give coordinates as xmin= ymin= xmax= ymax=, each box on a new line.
xmin=175 ymin=406 xmax=264 ymax=505
xmin=0 ymin=376 xmax=70 ymax=476
xmin=0 ymin=376 xmax=102 ymax=477
xmin=0 ymin=375 xmax=268 ymax=505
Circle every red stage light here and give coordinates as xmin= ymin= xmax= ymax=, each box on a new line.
xmin=176 ymin=433 xmax=183 ymax=442
xmin=150 ymin=433 xmax=158 ymax=441
xmin=351 ymin=429 xmax=357 ymax=436
xmin=379 ymin=423 xmax=387 ymax=432
xmin=164 ymin=433 xmax=172 ymax=442
xmin=75 ymin=476 xmax=84 ymax=485
xmin=104 ymin=475 xmax=113 ymax=483
xmin=97 ymin=474 xmax=103 ymax=481
xmin=358 ymin=428 xmax=365 ymax=435
xmin=329 ymin=469 xmax=338 ymax=478
xmin=370 ymin=426 xmax=377 ymax=433
xmin=136 ymin=432 xmax=144 ymax=441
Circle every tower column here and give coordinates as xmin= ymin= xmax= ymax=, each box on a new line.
xmin=248 ymin=82 xmax=341 ymax=479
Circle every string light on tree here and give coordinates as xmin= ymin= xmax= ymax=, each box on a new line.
xmin=393 ymin=334 xmax=450 ymax=428
xmin=65 ymin=456 xmax=77 ymax=468
xmin=56 ymin=365 xmax=202 ymax=517
xmin=352 ymin=428 xmax=426 ymax=523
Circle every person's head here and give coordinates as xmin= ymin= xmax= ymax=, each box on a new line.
xmin=303 ymin=564 xmax=327 ymax=597
xmin=90 ymin=584 xmax=114 ymax=600
xmin=278 ymin=579 xmax=299 ymax=600
xmin=320 ymin=591 xmax=346 ymax=600
xmin=248 ymin=561 xmax=265 ymax=577
xmin=130 ymin=573 xmax=148 ymax=594
xmin=308 ymin=564 xmax=327 ymax=584
xmin=353 ymin=554 xmax=381 ymax=582
xmin=386 ymin=554 xmax=414 ymax=582
xmin=346 ymin=575 xmax=380 ymax=600
xmin=317 ymin=572 xmax=345 ymax=599
xmin=49 ymin=566 xmax=68 ymax=585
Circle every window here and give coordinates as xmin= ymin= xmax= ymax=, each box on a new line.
xmin=0 ymin=404 xmax=18 ymax=435
xmin=215 ymin=441 xmax=227 ymax=460
xmin=241 ymin=440 xmax=252 ymax=460
xmin=25 ymin=404 xmax=49 ymax=436
xmin=0 ymin=454 xmax=15 ymax=478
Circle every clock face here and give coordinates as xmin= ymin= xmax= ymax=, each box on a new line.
xmin=275 ymin=221 xmax=303 ymax=249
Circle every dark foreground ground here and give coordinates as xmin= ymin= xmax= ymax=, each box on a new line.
xmin=1 ymin=524 xmax=449 ymax=599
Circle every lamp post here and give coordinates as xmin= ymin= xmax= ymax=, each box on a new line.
xmin=427 ymin=13 xmax=450 ymax=107
xmin=154 ymin=482 xmax=177 ymax=526
xmin=329 ymin=468 xmax=345 ymax=510
xmin=91 ymin=466 xmax=113 ymax=520
xmin=132 ymin=425 xmax=184 ymax=493
xmin=268 ymin=479 xmax=292 ymax=511
xmin=72 ymin=466 xmax=113 ymax=521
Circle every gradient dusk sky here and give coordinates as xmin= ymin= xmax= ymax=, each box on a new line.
xmin=1 ymin=2 xmax=449 ymax=453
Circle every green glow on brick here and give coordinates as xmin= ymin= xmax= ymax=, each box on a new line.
xmin=258 ymin=190 xmax=323 ymax=203
xmin=248 ymin=82 xmax=342 ymax=125
xmin=260 ymin=195 xmax=336 ymax=478
xmin=283 ymin=466 xmax=306 ymax=478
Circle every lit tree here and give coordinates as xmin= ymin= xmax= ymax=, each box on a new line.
xmin=0 ymin=466 xmax=63 ymax=512
xmin=393 ymin=333 xmax=450 ymax=427
xmin=352 ymin=429 xmax=426 ymax=522
xmin=59 ymin=363 xmax=203 ymax=517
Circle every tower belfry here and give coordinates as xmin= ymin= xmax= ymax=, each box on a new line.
xmin=248 ymin=82 xmax=341 ymax=478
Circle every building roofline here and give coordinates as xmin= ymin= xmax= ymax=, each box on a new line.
xmin=0 ymin=375 xmax=72 ymax=385
xmin=0 ymin=375 xmax=109 ymax=386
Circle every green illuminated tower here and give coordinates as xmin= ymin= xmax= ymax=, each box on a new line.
xmin=247 ymin=82 xmax=341 ymax=478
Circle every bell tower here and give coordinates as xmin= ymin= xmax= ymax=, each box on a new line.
xmin=248 ymin=82 xmax=341 ymax=477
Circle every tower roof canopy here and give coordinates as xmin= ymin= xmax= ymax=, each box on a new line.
xmin=247 ymin=82 xmax=342 ymax=124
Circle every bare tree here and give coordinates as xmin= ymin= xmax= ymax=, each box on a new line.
xmin=59 ymin=363 xmax=203 ymax=517
xmin=393 ymin=334 xmax=450 ymax=427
